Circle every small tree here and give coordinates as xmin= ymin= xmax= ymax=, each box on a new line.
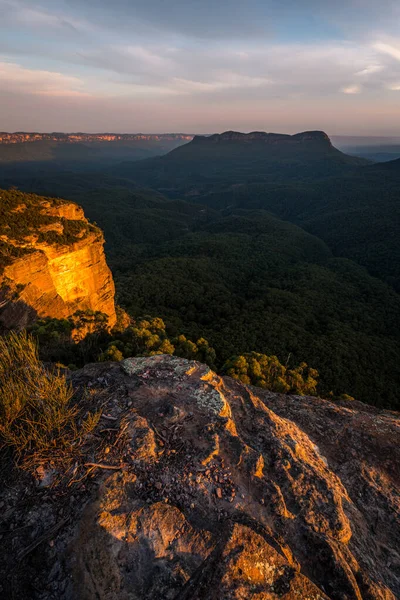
xmin=174 ymin=335 xmax=216 ymax=367
xmin=98 ymin=343 xmax=124 ymax=362
xmin=222 ymin=352 xmax=319 ymax=396
xmin=129 ymin=317 xmax=175 ymax=355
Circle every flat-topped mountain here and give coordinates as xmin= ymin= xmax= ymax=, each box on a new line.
xmin=160 ymin=129 xmax=357 ymax=163
xmin=193 ymin=130 xmax=331 ymax=144
xmin=111 ymin=130 xmax=367 ymax=191
xmin=0 ymin=189 xmax=116 ymax=331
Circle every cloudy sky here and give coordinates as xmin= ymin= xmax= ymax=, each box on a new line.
xmin=1 ymin=0 xmax=400 ymax=134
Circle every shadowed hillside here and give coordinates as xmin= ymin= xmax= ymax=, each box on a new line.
xmin=110 ymin=130 xmax=368 ymax=191
xmin=0 ymin=132 xmax=193 ymax=169
xmin=1 ymin=135 xmax=399 ymax=407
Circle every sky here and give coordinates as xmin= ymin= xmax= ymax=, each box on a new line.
xmin=1 ymin=0 xmax=400 ymax=134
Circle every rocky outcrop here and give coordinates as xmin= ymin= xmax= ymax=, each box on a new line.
xmin=1 ymin=355 xmax=398 ymax=599
xmin=0 ymin=232 xmax=116 ymax=330
xmin=0 ymin=190 xmax=116 ymax=330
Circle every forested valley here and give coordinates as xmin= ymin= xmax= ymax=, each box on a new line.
xmin=1 ymin=131 xmax=400 ymax=408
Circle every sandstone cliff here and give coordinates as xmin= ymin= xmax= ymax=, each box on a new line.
xmin=0 ymin=189 xmax=116 ymax=330
xmin=1 ymin=355 xmax=398 ymax=599
xmin=0 ymin=132 xmax=193 ymax=144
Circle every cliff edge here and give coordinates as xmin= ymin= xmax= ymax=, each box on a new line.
xmin=1 ymin=355 xmax=398 ymax=599
xmin=0 ymin=189 xmax=116 ymax=331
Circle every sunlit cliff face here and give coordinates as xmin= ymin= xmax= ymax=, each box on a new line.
xmin=0 ymin=197 xmax=117 ymax=331
xmin=31 ymin=233 xmax=116 ymax=317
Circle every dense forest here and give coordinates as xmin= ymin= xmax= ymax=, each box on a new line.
xmin=1 ymin=131 xmax=400 ymax=408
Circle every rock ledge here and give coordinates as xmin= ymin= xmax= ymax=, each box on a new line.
xmin=1 ymin=355 xmax=399 ymax=599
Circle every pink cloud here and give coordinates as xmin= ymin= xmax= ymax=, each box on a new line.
xmin=0 ymin=60 xmax=89 ymax=97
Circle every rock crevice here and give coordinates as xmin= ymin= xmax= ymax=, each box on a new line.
xmin=67 ymin=356 xmax=399 ymax=599
xmin=1 ymin=355 xmax=398 ymax=599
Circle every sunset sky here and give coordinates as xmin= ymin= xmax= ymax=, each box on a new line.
xmin=1 ymin=0 xmax=400 ymax=134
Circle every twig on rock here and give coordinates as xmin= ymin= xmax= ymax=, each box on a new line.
xmin=17 ymin=516 xmax=69 ymax=561
xmin=84 ymin=462 xmax=128 ymax=471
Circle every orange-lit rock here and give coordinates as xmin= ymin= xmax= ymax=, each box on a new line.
xmin=0 ymin=355 xmax=399 ymax=598
xmin=0 ymin=191 xmax=116 ymax=330
xmin=66 ymin=356 xmax=398 ymax=599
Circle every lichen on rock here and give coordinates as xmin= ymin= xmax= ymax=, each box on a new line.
xmin=1 ymin=354 xmax=399 ymax=600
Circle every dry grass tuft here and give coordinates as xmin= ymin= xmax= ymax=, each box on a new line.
xmin=0 ymin=331 xmax=100 ymax=475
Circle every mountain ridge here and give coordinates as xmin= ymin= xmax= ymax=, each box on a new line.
xmin=192 ymin=130 xmax=332 ymax=144
xmin=0 ymin=132 xmax=193 ymax=144
xmin=0 ymin=134 xmax=194 ymax=166
xmin=108 ymin=128 xmax=368 ymax=194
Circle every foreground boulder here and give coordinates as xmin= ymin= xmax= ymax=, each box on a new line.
xmin=1 ymin=355 xmax=399 ymax=599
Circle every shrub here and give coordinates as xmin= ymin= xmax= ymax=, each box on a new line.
xmin=99 ymin=342 xmax=124 ymax=362
xmin=174 ymin=334 xmax=216 ymax=367
xmin=222 ymin=352 xmax=319 ymax=395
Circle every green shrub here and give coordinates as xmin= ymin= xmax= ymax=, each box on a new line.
xmin=222 ymin=351 xmax=318 ymax=395
xmin=98 ymin=342 xmax=124 ymax=362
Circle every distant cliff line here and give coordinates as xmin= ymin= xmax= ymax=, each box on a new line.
xmin=0 ymin=132 xmax=194 ymax=144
